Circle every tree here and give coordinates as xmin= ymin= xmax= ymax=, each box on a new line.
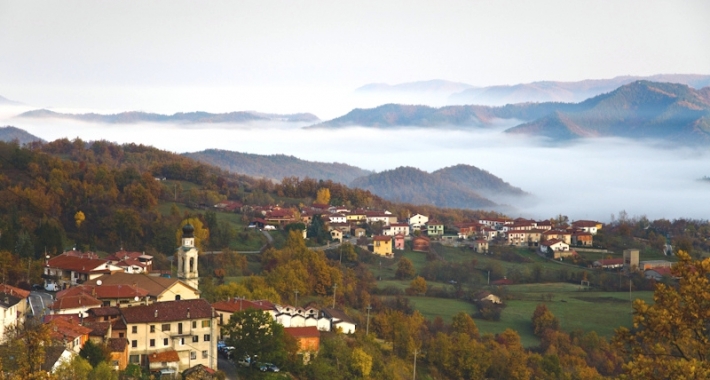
xmin=451 ymin=311 xmax=479 ymax=339
xmin=395 ymin=257 xmax=415 ymax=280
xmin=79 ymin=340 xmax=110 ymax=367
xmin=54 ymin=355 xmax=92 ymax=380
xmin=351 ymin=347 xmax=373 ymax=378
xmin=74 ymin=210 xmax=85 ymax=228
xmin=614 ymin=251 xmax=710 ymax=379
xmin=176 ymin=217 xmax=209 ymax=252
xmin=531 ymin=304 xmax=559 ymax=337
xmin=408 ymin=276 xmax=427 ymax=295
xmin=89 ymin=362 xmax=118 ymax=380
xmin=315 ymin=188 xmax=331 ymax=205
xmin=223 ymin=308 xmax=289 ymax=366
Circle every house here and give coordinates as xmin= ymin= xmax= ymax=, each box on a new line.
xmin=353 ymin=228 xmax=367 ymax=238
xmin=330 ymin=229 xmax=343 ymax=243
xmin=265 ymin=209 xmax=297 ymax=225
xmin=474 ymin=291 xmax=502 ymax=304
xmin=639 ymin=260 xmax=673 ymax=270
xmin=481 ymin=227 xmax=498 ymax=240
xmin=48 ymin=317 xmax=93 ymax=353
xmin=119 ymin=299 xmax=217 ymax=371
xmin=43 ymin=251 xmax=123 ymax=291
xmin=471 ymin=239 xmax=488 ymax=253
xmin=321 ymin=308 xmax=356 ymax=334
xmin=0 ymin=284 xmax=30 ymax=341
xmin=212 ymin=298 xmax=279 ymax=338
xmin=571 ymin=220 xmax=602 ymax=235
xmin=249 ymin=219 xmax=266 ymax=229
xmin=345 ymin=211 xmax=366 ymax=223
xmin=572 ymin=231 xmax=593 ymax=247
xmin=40 ymin=346 xmax=75 ymax=374
xmin=540 ymin=239 xmax=571 ymax=259
xmin=593 ymin=258 xmax=624 ymax=269
xmin=55 ymin=284 xmax=150 ymax=309
xmin=148 ymin=349 xmax=181 ymax=374
xmin=426 ymin=220 xmax=444 ymax=237
xmin=408 ymin=214 xmax=429 ymax=229
xmin=383 ymin=223 xmax=410 ymax=236
xmin=455 ymin=222 xmax=481 ymax=239
xmin=182 ymin=364 xmax=219 ymax=379
xmin=394 ymin=234 xmax=405 ymax=250
xmin=542 ymin=230 xmax=573 ymax=245
xmin=84 ymin=272 xmax=200 ymax=303
xmin=108 ymin=337 xmax=129 ymax=371
xmin=645 ymin=267 xmax=675 ymax=281
xmin=412 ymin=236 xmax=431 ymax=252
xmin=49 ymin=293 xmax=103 ymax=316
xmin=506 ymin=230 xmax=529 ymax=247
xmin=106 ymin=251 xmax=153 ymax=273
xmin=285 ymin=326 xmax=320 ymax=363
xmin=372 ymin=236 xmax=393 ymax=258
xmin=365 ymin=212 xmax=393 ymax=226
xmin=328 ymin=214 xmax=347 ymax=224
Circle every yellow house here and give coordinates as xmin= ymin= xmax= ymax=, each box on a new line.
xmin=372 ymin=236 xmax=393 ymax=258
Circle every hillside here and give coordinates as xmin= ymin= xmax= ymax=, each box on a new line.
xmin=447 ymin=74 xmax=710 ymax=105
xmin=0 ymin=126 xmax=44 ymax=145
xmin=349 ymin=166 xmax=523 ymax=210
xmin=184 ymin=149 xmax=373 ymax=184
xmin=0 ymin=95 xmax=22 ymax=105
xmin=433 ymin=164 xmax=528 ymax=200
xmin=505 ymin=81 xmax=710 ymax=143
xmin=16 ymin=109 xmax=320 ymax=124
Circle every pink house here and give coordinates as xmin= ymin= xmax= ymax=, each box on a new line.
xmin=394 ymin=234 xmax=405 ymax=250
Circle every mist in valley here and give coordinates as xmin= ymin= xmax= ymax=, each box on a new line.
xmin=3 ymin=105 xmax=708 ymax=223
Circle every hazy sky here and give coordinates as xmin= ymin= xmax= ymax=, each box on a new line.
xmin=1 ymin=0 xmax=709 ymax=116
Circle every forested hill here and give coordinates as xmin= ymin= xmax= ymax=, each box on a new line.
xmin=349 ymin=166 xmax=523 ymax=210
xmin=505 ymin=81 xmax=710 ymax=143
xmin=433 ymin=164 xmax=528 ymax=199
xmin=17 ymin=109 xmax=319 ymax=124
xmin=184 ymin=149 xmax=373 ymax=184
xmin=0 ymin=126 xmax=44 ymax=145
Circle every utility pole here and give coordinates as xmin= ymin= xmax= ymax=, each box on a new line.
xmin=487 ymin=270 xmax=490 ymax=286
xmin=366 ymin=304 xmax=372 ymax=335
xmin=332 ymin=284 xmax=337 ymax=309
xmin=294 ymin=290 xmax=299 ymax=306
xmin=412 ymin=348 xmax=419 ymax=380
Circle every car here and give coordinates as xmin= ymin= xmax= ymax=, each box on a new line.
xmin=31 ymin=284 xmax=43 ymax=291
xmin=237 ymin=355 xmax=252 ymax=367
xmin=259 ymin=363 xmax=279 ymax=372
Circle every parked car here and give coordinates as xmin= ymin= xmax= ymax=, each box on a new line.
xmin=259 ymin=363 xmax=279 ymax=372
xmin=237 ymin=355 xmax=252 ymax=367
xmin=263 ymin=225 xmax=276 ymax=231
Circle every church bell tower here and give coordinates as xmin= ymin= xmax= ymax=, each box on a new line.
xmin=177 ymin=223 xmax=199 ymax=290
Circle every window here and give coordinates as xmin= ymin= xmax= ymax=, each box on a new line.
xmin=203 ymin=334 xmax=210 ymax=342
xmin=129 ymin=355 xmax=139 ymax=364
xmin=163 ymin=338 xmax=168 ymax=346
xmin=131 ymin=326 xmax=137 ymax=334
xmin=150 ymin=325 xmax=155 ymax=333
xmin=190 ymin=351 xmax=196 ymax=360
xmin=192 ymin=336 xmax=199 ymax=343
xmin=119 ymin=333 xmax=124 ymax=338
xmin=131 ymin=340 xmax=137 ymax=348
xmin=179 ymin=338 xmax=185 ymax=346
xmin=162 ymin=324 xmax=170 ymax=332
xmin=202 ymin=320 xmax=211 ymax=328
xmin=202 ymin=350 xmax=208 ymax=359
xmin=192 ymin=321 xmax=197 ymax=329
xmin=149 ymin=339 xmax=155 ymax=347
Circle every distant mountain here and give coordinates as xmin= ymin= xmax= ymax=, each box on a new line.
xmin=449 ymin=74 xmax=710 ymax=106
xmin=309 ymin=102 xmax=581 ymax=129
xmin=0 ymin=95 xmax=22 ymax=105
xmin=356 ymin=80 xmax=475 ymax=94
xmin=505 ymin=81 xmax=710 ymax=143
xmin=350 ymin=165 xmax=527 ymax=210
xmin=16 ymin=109 xmax=319 ymax=124
xmin=184 ymin=149 xmax=373 ymax=184
xmin=0 ymin=126 xmax=44 ymax=145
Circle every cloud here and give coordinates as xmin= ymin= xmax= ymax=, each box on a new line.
xmin=4 ymin=108 xmax=708 ymax=222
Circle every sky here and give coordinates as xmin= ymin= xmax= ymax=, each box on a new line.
xmin=1 ymin=0 xmax=709 ymax=118
xmin=1 ymin=0 xmax=709 ymax=222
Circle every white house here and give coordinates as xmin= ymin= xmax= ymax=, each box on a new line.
xmin=408 ymin=214 xmax=429 ymax=229
xmin=328 ymin=214 xmax=347 ymax=224
xmin=0 ymin=285 xmax=30 ymax=342
xmin=322 ymin=308 xmax=356 ymax=334
xmin=383 ymin=223 xmax=410 ymax=236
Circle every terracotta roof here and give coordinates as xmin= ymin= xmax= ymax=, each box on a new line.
xmin=572 ymin=220 xmax=601 ymax=227
xmin=47 ymin=254 xmax=109 ymax=273
xmin=88 ymin=306 xmax=122 ymax=317
xmin=48 ymin=318 xmax=93 ymax=340
xmin=0 ymin=284 xmax=30 ymax=299
xmin=542 ymin=239 xmax=564 ymax=246
xmin=83 ymin=321 xmax=111 ymax=337
xmin=84 ymin=272 xmax=194 ymax=297
xmin=646 ymin=267 xmax=673 ymax=277
xmin=108 ymin=338 xmax=127 ymax=352
xmin=372 ymin=235 xmax=391 ymax=242
xmin=120 ymin=299 xmax=214 ymax=323
xmin=148 ymin=350 xmax=181 ymax=363
xmin=596 ymin=258 xmax=624 ymax=265
xmin=390 ymin=223 xmax=409 ymax=227
xmin=106 ymin=250 xmax=144 ymax=262
xmin=112 ymin=319 xmax=127 ymax=330
xmin=57 ymin=284 xmax=149 ymax=300
xmin=212 ymin=298 xmax=276 ymax=313
xmin=50 ymin=294 xmax=102 ymax=311
xmin=322 ymin=308 xmax=355 ymax=324
xmin=285 ymin=326 xmax=320 ymax=338
xmin=43 ymin=314 xmax=80 ymax=323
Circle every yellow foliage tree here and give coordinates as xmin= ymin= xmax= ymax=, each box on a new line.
xmin=176 ymin=217 xmax=209 ymax=252
xmin=408 ymin=276 xmax=427 ymax=295
xmin=74 ymin=210 xmax=85 ymax=228
xmin=315 ymin=187 xmax=331 ymax=205
xmin=614 ymin=251 xmax=710 ymax=379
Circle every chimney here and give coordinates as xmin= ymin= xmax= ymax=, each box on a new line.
xmin=154 ymin=309 xmax=158 ymax=318
xmin=187 ymin=308 xmax=190 ymax=319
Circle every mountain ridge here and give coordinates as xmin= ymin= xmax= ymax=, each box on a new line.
xmin=16 ymin=109 xmax=320 ymax=124
xmin=0 ymin=126 xmax=45 ymax=144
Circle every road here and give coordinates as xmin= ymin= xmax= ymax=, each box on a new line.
xmin=218 ymin=356 xmax=239 ymax=380
xmin=29 ymin=290 xmax=54 ymax=318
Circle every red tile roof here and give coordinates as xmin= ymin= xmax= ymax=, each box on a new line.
xmin=57 ymin=284 xmax=149 ymax=300
xmin=120 ymin=299 xmax=214 ymax=323
xmin=47 ymin=254 xmax=110 ymax=273
xmin=108 ymin=338 xmax=127 ymax=352
xmin=0 ymin=284 xmax=30 ymax=299
xmin=148 ymin=350 xmax=181 ymax=363
xmin=373 ymin=235 xmax=391 ymax=242
xmin=50 ymin=294 xmax=102 ymax=311
xmin=284 ymin=326 xmax=320 ymax=338
xmin=84 ymin=272 xmax=192 ymax=297
xmin=212 ymin=298 xmax=276 ymax=313
xmin=48 ymin=318 xmax=93 ymax=340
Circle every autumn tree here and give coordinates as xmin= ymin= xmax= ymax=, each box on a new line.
xmin=395 ymin=257 xmax=415 ymax=280
xmin=408 ymin=276 xmax=427 ymax=295
xmin=176 ymin=217 xmax=209 ymax=251
xmin=315 ymin=187 xmax=331 ymax=205
xmin=531 ymin=303 xmax=560 ymax=337
xmin=614 ymin=251 xmax=710 ymax=379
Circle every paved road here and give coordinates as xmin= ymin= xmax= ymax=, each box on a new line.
xmin=29 ymin=290 xmax=54 ymax=318
xmin=218 ymin=356 xmax=239 ymax=380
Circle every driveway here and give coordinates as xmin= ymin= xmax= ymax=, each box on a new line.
xmin=218 ymin=356 xmax=239 ymax=380
xmin=29 ymin=290 xmax=54 ymax=318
